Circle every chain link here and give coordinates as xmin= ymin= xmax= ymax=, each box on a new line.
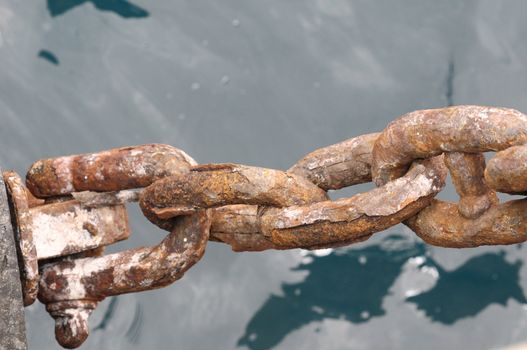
xmin=372 ymin=105 xmax=527 ymax=247
xmin=17 ymin=104 xmax=527 ymax=348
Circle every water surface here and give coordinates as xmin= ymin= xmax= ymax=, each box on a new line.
xmin=2 ymin=1 xmax=527 ymax=349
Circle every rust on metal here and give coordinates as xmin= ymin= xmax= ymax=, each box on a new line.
xmin=261 ymin=157 xmax=446 ymax=248
xmin=45 ymin=299 xmax=98 ymax=349
xmin=71 ymin=189 xmax=141 ymax=208
xmin=444 ymin=152 xmax=497 ymax=219
xmin=209 ymin=205 xmax=278 ymax=251
xmin=141 ymin=155 xmax=445 ymax=250
xmin=2 ymin=171 xmax=131 ymax=305
xmin=139 ymin=163 xmax=328 ymax=230
xmin=288 ymin=133 xmax=379 ymax=190
xmin=209 ymin=204 xmax=369 ymax=252
xmin=25 ymin=187 xmax=45 ymax=208
xmin=38 ymin=211 xmax=210 ymax=348
xmin=3 ymin=171 xmax=39 ymax=306
xmin=485 ymin=143 xmax=527 ymax=194
xmin=372 ymin=105 xmax=527 ymax=247
xmin=30 ymin=200 xmax=130 ymax=260
xmin=372 ymin=105 xmax=527 ymax=186
xmin=208 ymin=147 xmax=446 ymax=251
xmin=26 ymin=144 xmax=196 ymax=197
xmin=208 ymin=137 xmax=444 ymax=251
xmin=43 ymin=248 xmax=106 ymax=349
xmin=19 ymin=104 xmax=527 ymax=348
xmin=406 ymin=199 xmax=527 ymax=247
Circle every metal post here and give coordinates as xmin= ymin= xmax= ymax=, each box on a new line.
xmin=0 ymin=167 xmax=27 ymax=350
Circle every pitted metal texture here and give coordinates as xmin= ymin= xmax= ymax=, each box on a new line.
xmin=15 ymin=105 xmax=527 ymax=348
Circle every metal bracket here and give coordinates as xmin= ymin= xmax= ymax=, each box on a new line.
xmin=3 ymin=171 xmax=131 ymax=307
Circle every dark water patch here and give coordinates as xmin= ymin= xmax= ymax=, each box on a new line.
xmin=407 ymin=252 xmax=527 ymax=324
xmin=239 ymin=236 xmax=527 ymax=350
xmin=238 ymin=235 xmax=426 ymax=350
xmin=37 ymin=50 xmax=59 ymax=65
xmin=47 ymin=0 xmax=149 ymax=18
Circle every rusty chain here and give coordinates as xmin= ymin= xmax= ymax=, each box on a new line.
xmin=6 ymin=105 xmax=527 ymax=348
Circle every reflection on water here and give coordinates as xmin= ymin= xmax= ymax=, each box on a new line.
xmin=238 ymin=235 xmax=425 ymax=350
xmin=37 ymin=49 xmax=59 ymax=65
xmin=47 ymin=0 xmax=149 ymax=18
xmin=407 ymin=252 xmax=527 ymax=325
xmin=239 ymin=235 xmax=527 ymax=350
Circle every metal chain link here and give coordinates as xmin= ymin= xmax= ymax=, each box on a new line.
xmin=13 ymin=104 xmax=527 ymax=348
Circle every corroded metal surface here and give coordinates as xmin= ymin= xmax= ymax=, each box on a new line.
xmin=71 ymin=189 xmax=142 ymax=207
xmin=139 ymin=163 xmax=328 ymax=230
xmin=3 ymin=171 xmax=131 ymax=306
xmin=26 ymin=144 xmax=196 ymax=197
xmin=207 ymin=158 xmax=446 ymax=250
xmin=406 ymin=199 xmax=527 ymax=247
xmin=372 ymin=105 xmax=527 ymax=249
xmin=39 ymin=211 xmax=210 ymax=348
xmin=372 ymin=106 xmax=527 ymax=185
xmin=444 ymin=152 xmax=497 ymax=219
xmin=141 ymin=158 xmax=445 ymax=250
xmin=45 ymin=300 xmax=97 ymax=349
xmin=15 ymin=104 xmax=527 ymax=348
xmin=261 ymin=158 xmax=445 ymax=248
xmin=485 ymin=143 xmax=527 ymax=194
xmin=209 ymin=205 xmax=276 ymax=251
xmin=30 ymin=200 xmax=130 ymax=259
xmin=5 ymin=173 xmax=130 ymax=260
xmin=288 ymin=133 xmax=379 ymax=190
xmin=3 ymin=172 xmax=38 ymax=306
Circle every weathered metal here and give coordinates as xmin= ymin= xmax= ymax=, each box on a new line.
xmin=288 ymin=133 xmax=379 ymax=190
xmin=13 ymin=104 xmax=527 ymax=349
xmin=485 ymin=143 xmax=527 ymax=194
xmin=30 ymin=200 xmax=130 ymax=260
xmin=71 ymin=189 xmax=142 ymax=207
xmin=260 ymin=157 xmax=446 ymax=249
xmin=444 ymin=152 xmax=498 ymax=219
xmin=3 ymin=171 xmax=39 ymax=306
xmin=3 ymin=171 xmax=130 ymax=306
xmin=405 ymin=199 xmax=527 ymax=247
xmin=21 ymin=134 xmax=447 ymax=347
xmin=372 ymin=105 xmax=527 ymax=247
xmin=38 ymin=211 xmax=210 ymax=348
xmin=209 ymin=164 xmax=445 ymax=251
xmin=372 ymin=106 xmax=527 ymax=186
xmin=140 ymin=163 xmax=328 ymax=230
xmin=0 ymin=167 xmax=27 ymax=350
xmin=26 ymin=144 xmax=196 ymax=197
xmin=4 ymin=172 xmax=131 ymax=260
xmin=209 ymin=204 xmax=275 ymax=251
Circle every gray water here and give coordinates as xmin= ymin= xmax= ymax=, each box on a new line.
xmin=2 ymin=1 xmax=527 ymax=349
